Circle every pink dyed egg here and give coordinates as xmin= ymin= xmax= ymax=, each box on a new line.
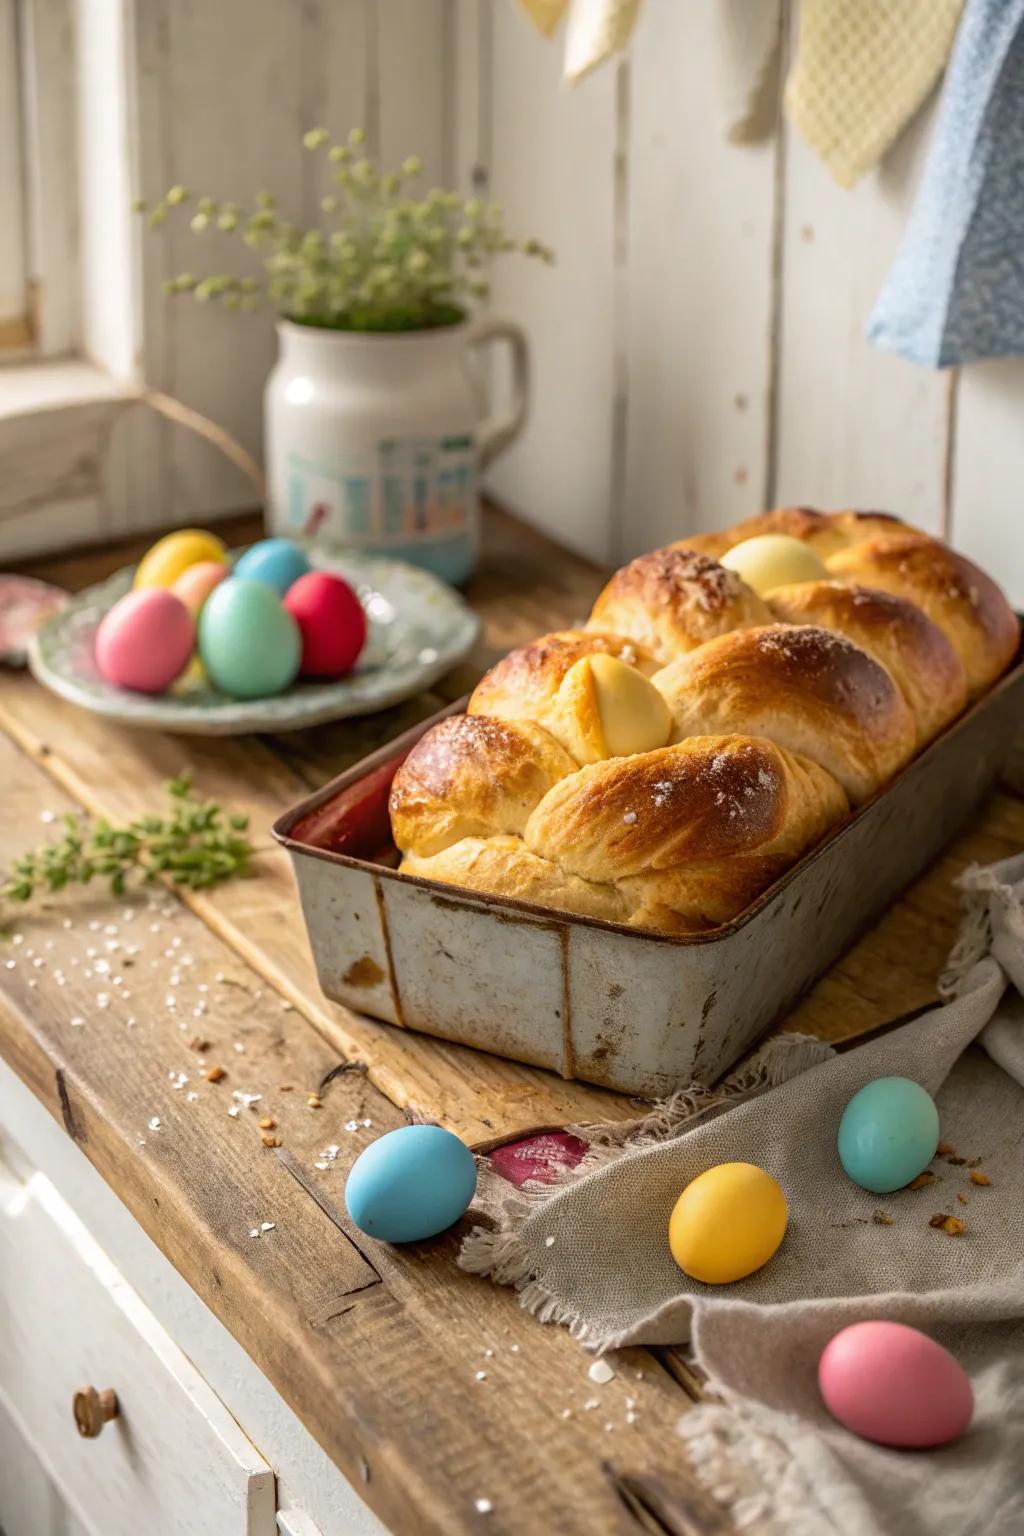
xmin=819 ymin=1321 xmax=973 ymax=1448
xmin=94 ymin=588 xmax=195 ymax=694
xmin=171 ymin=559 xmax=229 ymax=616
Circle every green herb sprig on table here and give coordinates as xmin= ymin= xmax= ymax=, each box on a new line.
xmin=2 ymin=775 xmax=253 ymax=906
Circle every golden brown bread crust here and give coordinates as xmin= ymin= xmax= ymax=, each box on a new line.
xmin=586 ymin=547 xmax=771 ymax=662
xmin=399 ymin=835 xmax=629 ymax=926
xmin=467 ymin=629 xmax=658 ymax=759
xmin=387 ymin=507 xmax=1015 ymax=937
xmin=389 ymin=714 xmax=576 ymax=858
xmin=653 ymin=625 xmax=915 ymax=803
xmin=766 ymin=581 xmax=968 ymax=747
xmin=524 ymin=735 xmax=848 ymax=932
xmin=675 ymin=507 xmax=919 ymax=562
xmin=826 ymin=535 xmax=1019 ymax=699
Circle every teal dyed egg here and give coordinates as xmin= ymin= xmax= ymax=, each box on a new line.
xmin=838 ymin=1077 xmax=939 ymax=1194
xmin=344 ymin=1125 xmax=478 ymax=1243
xmin=233 ymin=538 xmax=310 ymax=596
xmin=198 ymin=578 xmax=301 ymax=699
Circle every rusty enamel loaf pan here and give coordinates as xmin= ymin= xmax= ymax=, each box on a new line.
xmin=274 ymin=655 xmax=1024 ymax=1098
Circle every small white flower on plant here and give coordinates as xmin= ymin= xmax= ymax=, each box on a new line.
xmin=136 ymin=127 xmax=554 ymax=333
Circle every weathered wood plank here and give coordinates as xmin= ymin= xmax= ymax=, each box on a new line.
xmin=0 ymin=667 xmax=638 ymax=1141
xmin=10 ymin=505 xmax=1022 ymax=1144
xmin=0 ymin=731 xmax=706 ymax=1536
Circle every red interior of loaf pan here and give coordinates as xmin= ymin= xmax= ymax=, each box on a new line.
xmin=289 ymin=750 xmax=411 ymax=864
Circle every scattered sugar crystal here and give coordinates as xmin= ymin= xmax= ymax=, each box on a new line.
xmin=622 ymin=811 xmax=638 ymax=825
xmin=228 ymin=1106 xmax=240 ymax=1118
xmin=584 ymin=1398 xmax=599 ymax=1410
xmin=544 ymin=1235 xmax=555 ymax=1248
xmin=40 ymin=809 xmax=56 ymax=823
xmin=70 ymin=1016 xmax=84 ymax=1028
xmin=345 ymin=1120 xmax=359 ymax=1132
xmin=588 ymin=1359 xmax=615 ymax=1385
xmin=260 ymin=1221 xmax=275 ymax=1232
xmin=249 ymin=1228 xmax=259 ymax=1238
xmin=474 ymin=1371 xmax=487 ymax=1382
xmin=148 ymin=1117 xmax=161 ymax=1131
xmin=474 ymin=1499 xmax=492 ymax=1515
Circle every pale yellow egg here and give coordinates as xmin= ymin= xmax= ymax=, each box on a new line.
xmin=587 ymin=652 xmax=672 ymax=758
xmin=720 ymin=534 xmax=826 ymax=596
xmin=134 ymin=529 xmax=228 ymax=589
xmin=668 ymin=1162 xmax=788 ymax=1285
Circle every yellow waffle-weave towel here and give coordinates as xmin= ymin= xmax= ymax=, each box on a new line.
xmin=786 ymin=0 xmax=964 ymax=187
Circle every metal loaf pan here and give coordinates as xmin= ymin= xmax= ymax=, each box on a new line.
xmin=273 ymin=656 xmax=1024 ymax=1098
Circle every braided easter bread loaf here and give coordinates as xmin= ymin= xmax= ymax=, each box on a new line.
xmin=390 ymin=509 xmax=1018 ymax=935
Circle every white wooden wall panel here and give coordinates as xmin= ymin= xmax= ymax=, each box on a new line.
xmin=21 ymin=0 xmax=81 ymax=356
xmin=621 ymin=0 xmax=779 ymax=558
xmin=130 ymin=0 xmax=442 ymax=530
xmin=953 ymin=361 xmax=1024 ymax=607
xmin=774 ymin=102 xmax=949 ymax=534
xmin=376 ymin=0 xmax=447 ymax=181
xmin=482 ymin=0 xmax=619 ymax=563
xmin=155 ymin=0 xmax=313 ymax=521
xmin=0 ymin=0 xmax=27 ymax=325
xmin=6 ymin=0 xmax=1024 ymax=585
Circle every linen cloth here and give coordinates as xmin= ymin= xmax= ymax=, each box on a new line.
xmin=514 ymin=0 xmax=644 ymax=84
xmin=869 ymin=0 xmax=1024 ymax=368
xmin=785 ymin=0 xmax=963 ymax=188
xmin=463 ymin=854 xmax=1024 ymax=1536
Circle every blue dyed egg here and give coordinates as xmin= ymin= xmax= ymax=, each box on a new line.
xmin=344 ymin=1125 xmax=477 ymax=1243
xmin=198 ymin=578 xmax=301 ymax=699
xmin=838 ymin=1077 xmax=939 ymax=1194
xmin=233 ymin=538 xmax=311 ymax=596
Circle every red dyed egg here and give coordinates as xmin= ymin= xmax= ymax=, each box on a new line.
xmin=818 ymin=1321 xmax=974 ymax=1448
xmin=283 ymin=571 xmax=367 ymax=679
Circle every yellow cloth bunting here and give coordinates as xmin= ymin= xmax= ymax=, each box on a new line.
xmin=786 ymin=0 xmax=964 ymax=188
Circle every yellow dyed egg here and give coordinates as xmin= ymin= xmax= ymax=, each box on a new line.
xmin=134 ymin=529 xmax=228 ymax=589
xmin=720 ymin=534 xmax=826 ymax=596
xmin=588 ymin=652 xmax=672 ymax=757
xmin=668 ymin=1162 xmax=788 ymax=1284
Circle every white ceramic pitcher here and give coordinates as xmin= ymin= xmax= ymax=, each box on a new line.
xmin=264 ymin=318 xmax=529 ymax=585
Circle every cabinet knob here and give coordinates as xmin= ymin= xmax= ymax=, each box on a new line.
xmin=73 ymin=1386 xmax=119 ymax=1438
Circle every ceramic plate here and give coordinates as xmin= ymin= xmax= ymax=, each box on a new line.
xmin=28 ymin=550 xmax=481 ymax=735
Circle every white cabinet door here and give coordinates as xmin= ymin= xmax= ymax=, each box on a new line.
xmin=0 ymin=1154 xmax=275 ymax=1536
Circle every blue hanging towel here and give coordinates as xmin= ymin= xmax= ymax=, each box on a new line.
xmin=868 ymin=0 xmax=1024 ymax=368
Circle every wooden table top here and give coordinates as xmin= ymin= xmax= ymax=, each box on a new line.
xmin=3 ymin=505 xmax=1024 ymax=1536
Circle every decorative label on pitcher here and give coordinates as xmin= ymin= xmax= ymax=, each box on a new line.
xmin=287 ymin=435 xmax=476 ymax=546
